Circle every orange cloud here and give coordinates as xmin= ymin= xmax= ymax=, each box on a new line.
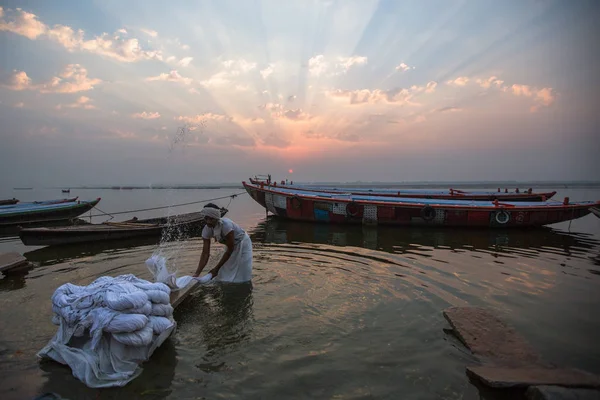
xmin=395 ymin=62 xmax=414 ymax=72
xmin=132 ymin=111 xmax=161 ymax=119
xmin=0 ymin=7 xmax=46 ymax=39
xmin=146 ymin=70 xmax=192 ymax=85
xmin=0 ymin=7 xmax=162 ymax=62
xmin=55 ymin=95 xmax=96 ymax=110
xmin=446 ymin=76 xmax=469 ymax=86
xmin=4 ymin=64 xmax=101 ymax=93
xmin=176 ymin=113 xmax=233 ymax=125
xmin=308 ymin=54 xmax=368 ymax=76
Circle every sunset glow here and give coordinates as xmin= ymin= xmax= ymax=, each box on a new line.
xmin=0 ymin=0 xmax=597 ymax=186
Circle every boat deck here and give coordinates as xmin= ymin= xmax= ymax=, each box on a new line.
xmin=255 ymin=184 xmax=596 ymax=208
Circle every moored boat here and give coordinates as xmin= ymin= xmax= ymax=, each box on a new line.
xmin=0 ymin=198 xmax=19 ymax=206
xmin=0 ymin=197 xmax=79 ymax=209
xmin=243 ymin=181 xmax=598 ymax=228
xmin=0 ymin=198 xmax=101 ymax=226
xmin=248 ymin=177 xmax=556 ymax=202
xmin=19 ymin=206 xmax=228 ymax=246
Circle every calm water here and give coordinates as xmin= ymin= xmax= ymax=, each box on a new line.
xmin=0 ymin=187 xmax=599 ymax=400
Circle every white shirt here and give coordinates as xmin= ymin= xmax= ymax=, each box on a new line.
xmin=201 ymin=217 xmax=247 ymax=245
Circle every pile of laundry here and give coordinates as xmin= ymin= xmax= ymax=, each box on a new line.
xmin=37 ymin=255 xmax=212 ymax=388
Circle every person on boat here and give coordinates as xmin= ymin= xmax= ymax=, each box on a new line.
xmin=193 ymin=204 xmax=253 ymax=283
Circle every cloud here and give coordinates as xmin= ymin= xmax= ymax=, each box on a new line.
xmin=0 ymin=7 xmax=162 ymax=62
xmin=303 ymin=130 xmax=325 ymax=139
xmin=282 ymin=109 xmax=311 ymax=121
xmin=336 ymin=56 xmax=368 ymax=73
xmin=14 ymin=102 xmax=24 ymax=108
xmin=56 ymin=95 xmax=96 ymax=110
xmin=446 ymin=77 xmax=470 ymax=86
xmin=4 ymin=64 xmax=101 ymax=93
xmin=445 ymin=75 xmax=556 ymax=112
xmin=308 ymin=55 xmax=328 ymax=76
xmin=176 ymin=113 xmax=233 ymax=125
xmin=260 ymin=64 xmax=274 ymax=79
xmin=327 ymin=87 xmax=416 ymax=105
xmin=200 ymin=71 xmax=231 ymax=88
xmin=511 ymin=84 xmax=555 ymax=112
xmin=262 ymin=133 xmax=291 ymax=148
xmin=308 ymin=55 xmax=367 ymax=76
xmin=411 ymin=81 xmax=438 ymax=94
xmin=4 ymin=70 xmax=32 ymax=90
xmin=140 ymin=28 xmax=158 ymax=37
xmin=132 ymin=111 xmax=161 ymax=119
xmin=476 ymin=76 xmax=504 ymax=89
xmin=437 ymin=106 xmax=463 ymax=113
xmin=535 ymin=87 xmax=555 ymax=106
xmin=222 ymin=59 xmax=256 ymax=73
xmin=200 ymin=58 xmax=257 ymax=88
xmin=178 ymin=57 xmax=193 ymax=67
xmin=395 ymin=62 xmax=414 ymax=72
xmin=146 ymin=70 xmax=192 ymax=85
xmin=0 ymin=6 xmax=46 ymax=39
xmin=511 ymin=84 xmax=534 ymax=97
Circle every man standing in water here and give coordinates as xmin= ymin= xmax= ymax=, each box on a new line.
xmin=193 ymin=204 xmax=253 ymax=282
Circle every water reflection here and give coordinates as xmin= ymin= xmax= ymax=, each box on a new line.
xmin=36 ymin=339 xmax=178 ymax=400
xmin=249 ymin=217 xmax=600 ymax=261
xmin=175 ymin=283 xmax=254 ymax=371
xmin=22 ymin=236 xmax=185 ymax=267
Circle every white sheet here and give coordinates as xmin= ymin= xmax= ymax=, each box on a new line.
xmin=37 ymin=257 xmax=213 ymax=388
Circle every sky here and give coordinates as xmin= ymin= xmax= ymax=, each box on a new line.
xmin=0 ymin=0 xmax=598 ymax=186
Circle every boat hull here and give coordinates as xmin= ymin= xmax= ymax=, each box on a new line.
xmin=0 ymin=198 xmax=19 ymax=206
xmin=0 ymin=198 xmax=100 ymax=227
xmin=243 ymin=182 xmax=596 ymax=228
xmin=248 ymin=178 xmax=556 ymax=201
xmin=19 ymin=208 xmax=227 ymax=246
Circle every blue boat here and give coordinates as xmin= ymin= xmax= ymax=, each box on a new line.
xmin=0 ymin=198 xmax=101 ymax=226
xmin=0 ymin=197 xmax=78 ymax=210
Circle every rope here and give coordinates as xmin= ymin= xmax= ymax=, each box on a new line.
xmin=87 ymin=191 xmax=247 ymax=218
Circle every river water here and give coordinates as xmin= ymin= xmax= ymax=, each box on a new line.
xmin=0 ymin=187 xmax=599 ymax=400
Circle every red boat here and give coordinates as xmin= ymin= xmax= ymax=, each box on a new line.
xmin=243 ymin=181 xmax=598 ymax=228
xmin=248 ymin=177 xmax=556 ymax=202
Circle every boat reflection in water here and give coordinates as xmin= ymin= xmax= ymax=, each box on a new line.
xmin=248 ymin=216 xmax=600 ymax=261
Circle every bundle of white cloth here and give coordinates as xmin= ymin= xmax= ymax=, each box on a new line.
xmin=37 ymin=256 xmax=212 ymax=388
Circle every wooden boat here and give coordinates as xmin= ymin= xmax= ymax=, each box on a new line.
xmin=19 ymin=207 xmax=228 ymax=246
xmin=591 ymin=207 xmax=600 ymax=219
xmin=0 ymin=198 xmax=19 ymax=206
xmin=248 ymin=177 xmax=556 ymax=202
xmin=0 ymin=198 xmax=101 ymax=227
xmin=243 ymin=181 xmax=598 ymax=228
xmin=0 ymin=197 xmax=79 ymax=209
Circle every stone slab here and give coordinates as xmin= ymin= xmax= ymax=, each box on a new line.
xmin=0 ymin=252 xmax=28 ymax=273
xmin=467 ymin=366 xmax=600 ymax=389
xmin=443 ymin=306 xmax=541 ymax=366
xmin=526 ymin=385 xmax=600 ymax=400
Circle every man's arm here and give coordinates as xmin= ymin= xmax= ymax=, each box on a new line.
xmin=209 ymin=231 xmax=235 ymax=277
xmin=193 ymin=238 xmax=211 ymax=277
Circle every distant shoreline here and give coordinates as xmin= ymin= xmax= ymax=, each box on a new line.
xmin=38 ymin=181 xmax=600 ymax=190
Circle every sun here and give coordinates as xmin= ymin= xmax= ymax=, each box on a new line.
xmin=288 ymin=169 xmax=294 ymax=174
